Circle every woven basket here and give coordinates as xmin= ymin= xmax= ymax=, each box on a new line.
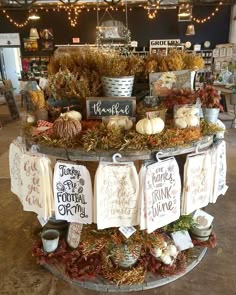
xmin=101 ymin=76 xmax=134 ymax=97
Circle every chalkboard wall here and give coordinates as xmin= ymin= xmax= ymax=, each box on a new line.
xmin=0 ymin=6 xmax=231 ymax=49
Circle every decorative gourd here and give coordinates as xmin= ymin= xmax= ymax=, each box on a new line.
xmin=27 ymin=114 xmax=36 ymax=124
xmin=166 ymin=244 xmax=178 ymax=257
xmin=160 ymin=253 xmax=172 ymax=265
xmin=136 ymin=117 xmax=164 ymax=135
xmin=53 ymin=115 xmax=82 ymax=140
xmin=150 ymin=247 xmax=162 ymax=258
xmin=174 ymin=105 xmax=199 ymax=129
xmin=61 ymin=110 xmax=82 ymax=121
xmin=107 ymin=116 xmax=133 ymax=130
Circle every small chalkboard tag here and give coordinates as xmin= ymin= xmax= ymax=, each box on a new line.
xmin=4 ymin=90 xmax=20 ymax=120
xmin=119 ymin=226 xmax=136 ymax=239
xmin=67 ymin=222 xmax=83 ymax=249
xmin=86 ymin=97 xmax=136 ymax=119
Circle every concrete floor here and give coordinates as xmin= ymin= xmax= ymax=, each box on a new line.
xmin=0 ymin=100 xmax=236 ymax=295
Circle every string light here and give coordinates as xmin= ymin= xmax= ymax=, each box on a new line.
xmin=66 ymin=7 xmax=80 ymax=27
xmin=192 ymin=2 xmax=223 ymax=24
xmin=1 ymin=10 xmax=29 ymax=27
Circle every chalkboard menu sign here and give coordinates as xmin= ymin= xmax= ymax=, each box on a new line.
xmin=86 ymin=97 xmax=136 ymax=119
xmin=4 ymin=90 xmax=20 ymax=119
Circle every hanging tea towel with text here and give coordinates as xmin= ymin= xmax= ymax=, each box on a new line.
xmin=144 ymin=157 xmax=181 ymax=233
xmin=210 ymin=140 xmax=228 ymax=203
xmin=182 ymin=151 xmax=212 ymax=215
xmin=53 ymin=162 xmax=93 ymax=223
xmin=20 ymin=152 xmax=54 ymax=219
xmin=95 ymin=162 xmax=139 ymax=229
xmin=9 ymin=139 xmax=26 ymax=203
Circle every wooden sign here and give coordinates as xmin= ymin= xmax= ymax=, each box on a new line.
xmin=4 ymin=90 xmax=20 ymax=120
xmin=149 ymin=70 xmax=195 ymax=92
xmin=0 ymin=33 xmax=20 ymax=46
xmin=86 ymin=97 xmax=136 ymax=119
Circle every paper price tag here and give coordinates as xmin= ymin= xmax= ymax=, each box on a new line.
xmin=119 ymin=226 xmax=136 ymax=239
xmin=171 ymin=230 xmax=194 ymax=251
xmin=37 ymin=215 xmax=49 ymax=227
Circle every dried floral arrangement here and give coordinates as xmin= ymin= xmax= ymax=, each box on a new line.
xmin=28 ymin=90 xmax=46 ymax=110
xmin=143 ymin=50 xmax=205 ymax=76
xmin=32 ymin=219 xmax=216 ymax=285
xmin=45 ymin=48 xmax=204 ymax=106
xmin=96 ymin=51 xmax=145 ymax=77
xmin=45 ymin=68 xmax=81 ymax=100
xmin=164 ymin=88 xmax=197 ymax=111
xmin=26 ymin=120 xmax=223 ymax=152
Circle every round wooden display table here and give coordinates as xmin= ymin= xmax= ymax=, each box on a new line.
xmin=42 ymin=247 xmax=207 ymax=292
xmin=26 ymin=135 xmax=214 ymax=162
xmin=29 ymin=135 xmax=214 ymax=291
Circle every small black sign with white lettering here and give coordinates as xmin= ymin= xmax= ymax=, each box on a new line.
xmin=86 ymin=97 xmax=136 ymax=119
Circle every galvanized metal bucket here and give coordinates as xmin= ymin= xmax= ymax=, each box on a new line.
xmin=202 ymin=108 xmax=220 ymax=123
xmin=101 ymin=76 xmax=134 ymax=97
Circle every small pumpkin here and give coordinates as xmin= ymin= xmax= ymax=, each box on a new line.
xmin=62 ymin=110 xmax=82 ymax=121
xmin=107 ymin=116 xmax=133 ymax=130
xmin=53 ymin=114 xmax=82 ymax=140
xmin=136 ymin=117 xmax=164 ymax=135
xmin=160 ymin=253 xmax=172 ymax=265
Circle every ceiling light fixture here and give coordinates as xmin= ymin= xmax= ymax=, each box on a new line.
xmin=29 ymin=13 xmax=40 ymax=20
xmin=29 ymin=27 xmax=40 ymax=39
xmin=185 ymin=24 xmax=195 ymax=35
xmin=178 ymin=4 xmax=192 ymax=21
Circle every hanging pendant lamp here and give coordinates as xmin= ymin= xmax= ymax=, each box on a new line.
xmin=185 ymin=24 xmax=195 ymax=35
xmin=29 ymin=28 xmax=39 ymax=39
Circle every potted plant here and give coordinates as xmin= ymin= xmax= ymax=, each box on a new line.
xmin=197 ymin=85 xmax=224 ymax=123
xmin=96 ymin=51 xmax=144 ymax=97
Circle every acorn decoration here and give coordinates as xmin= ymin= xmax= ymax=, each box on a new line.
xmin=53 ymin=111 xmax=82 ymax=140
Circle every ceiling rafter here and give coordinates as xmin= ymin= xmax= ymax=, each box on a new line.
xmin=0 ymin=0 xmax=235 ymax=10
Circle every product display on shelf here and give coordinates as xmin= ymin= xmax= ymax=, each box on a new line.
xmin=9 ymin=46 xmax=230 ymax=291
xmin=21 ymin=56 xmax=51 ymax=80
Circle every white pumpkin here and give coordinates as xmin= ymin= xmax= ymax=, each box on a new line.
xmin=163 ymin=241 xmax=168 ymax=249
xmin=186 ymin=115 xmax=199 ymax=127
xmin=27 ymin=114 xmax=36 ymax=124
xmin=150 ymin=247 xmax=162 ymax=258
xmin=136 ymin=117 xmax=165 ymax=135
xmin=160 ymin=253 xmax=172 ymax=265
xmin=176 ymin=106 xmax=188 ymax=117
xmin=107 ymin=116 xmax=133 ymax=130
xmin=61 ymin=110 xmax=82 ymax=121
xmin=175 ymin=117 xmax=188 ymax=129
xmin=166 ymin=244 xmax=178 ymax=257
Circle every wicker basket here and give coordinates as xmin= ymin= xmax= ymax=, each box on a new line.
xmin=101 ymin=76 xmax=134 ymax=97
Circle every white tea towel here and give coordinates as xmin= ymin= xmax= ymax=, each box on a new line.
xmin=53 ymin=162 xmax=93 ymax=223
xmin=95 ymin=162 xmax=139 ymax=229
xmin=211 ymin=141 xmax=228 ymax=203
xmin=9 ymin=140 xmax=26 ymax=202
xmin=145 ymin=157 xmax=181 ymax=233
xmin=182 ymin=152 xmax=212 ymax=215
xmin=21 ymin=153 xmax=49 ymax=218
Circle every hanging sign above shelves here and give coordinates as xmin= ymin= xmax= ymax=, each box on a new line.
xmin=0 ymin=33 xmax=20 ymax=46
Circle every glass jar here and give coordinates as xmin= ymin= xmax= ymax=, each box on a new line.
xmin=174 ymin=104 xmax=200 ymax=129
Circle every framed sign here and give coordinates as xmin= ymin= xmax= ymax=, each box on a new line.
xmin=149 ymin=70 xmax=195 ymax=95
xmin=86 ymin=97 xmax=136 ymax=119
